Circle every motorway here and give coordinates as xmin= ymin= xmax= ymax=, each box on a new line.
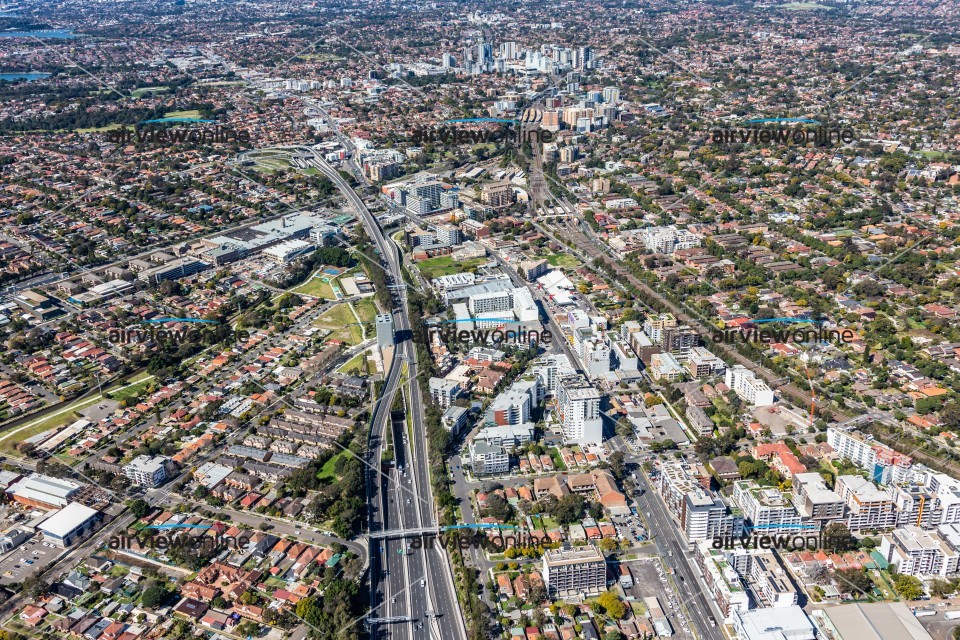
xmin=293 ymin=139 xmax=466 ymax=640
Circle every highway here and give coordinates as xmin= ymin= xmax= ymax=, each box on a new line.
xmin=294 ymin=140 xmax=465 ymax=640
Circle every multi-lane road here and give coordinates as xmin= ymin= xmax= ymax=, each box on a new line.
xmin=293 ymin=141 xmax=465 ymax=640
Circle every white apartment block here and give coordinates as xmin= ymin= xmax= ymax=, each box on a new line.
xmin=836 ymin=475 xmax=897 ymax=532
xmin=573 ymin=327 xmax=611 ymax=378
xmin=470 ymin=441 xmax=509 ymax=476
xmin=685 ymin=491 xmax=744 ymax=541
xmin=532 ymin=353 xmax=577 ymax=396
xmin=640 ymin=225 xmax=701 ymax=255
xmin=792 ymin=473 xmax=845 ymax=522
xmin=748 ymin=552 xmax=799 ymax=607
xmin=826 ymin=428 xmax=913 ymax=485
xmin=733 ymin=481 xmax=805 ymax=534
xmin=123 ymin=455 xmax=168 ymax=487
xmin=890 ymin=483 xmax=943 ymax=529
xmin=557 ymin=375 xmax=604 ymax=445
xmin=880 ymin=526 xmax=960 ymax=577
xmin=924 ymin=473 xmax=960 ymax=525
xmin=695 ymin=544 xmax=750 ymax=620
xmin=429 ymin=377 xmax=462 ymax=409
xmin=724 ymin=366 xmax=774 ymax=407
xmin=542 ymin=546 xmax=607 ymax=597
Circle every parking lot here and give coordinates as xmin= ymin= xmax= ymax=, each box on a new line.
xmin=0 ymin=535 xmax=63 ymax=586
xmin=625 ymin=558 xmax=697 ymax=640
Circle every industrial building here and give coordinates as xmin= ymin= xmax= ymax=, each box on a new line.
xmin=37 ymin=502 xmax=101 ymax=547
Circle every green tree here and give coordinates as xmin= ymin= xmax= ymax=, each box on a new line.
xmin=893 ymin=574 xmax=924 ymax=600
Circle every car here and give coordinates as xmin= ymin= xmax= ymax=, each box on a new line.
xmin=294 ymin=530 xmax=301 ymax=535
xmin=392 ymin=597 xmax=396 ymax=604
xmin=13 ymin=565 xmax=20 ymax=569
xmin=421 ymin=579 xmax=426 ymax=587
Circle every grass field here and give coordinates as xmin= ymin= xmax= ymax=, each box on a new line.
xmin=131 ymin=86 xmax=169 ymax=98
xmin=76 ymin=123 xmax=125 ymax=134
xmin=417 ymin=255 xmax=487 ymax=279
xmin=779 ymin=2 xmax=833 ymax=8
xmin=545 ymin=253 xmax=580 ymax=269
xmin=292 ymin=276 xmax=336 ymax=299
xmin=315 ymin=304 xmax=364 ymax=345
xmin=318 ymin=450 xmax=350 ymax=481
xmin=339 ymin=351 xmax=372 ymax=375
xmin=251 ymin=156 xmax=291 ymax=173
xmin=354 ymin=297 xmax=378 ymax=323
xmin=164 ymin=109 xmax=203 ymax=119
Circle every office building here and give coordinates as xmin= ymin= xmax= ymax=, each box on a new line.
xmin=123 ymin=455 xmax=169 ymax=487
xmin=557 ymin=375 xmax=604 ymax=445
xmin=376 ymin=313 xmax=395 ymax=349
xmin=792 ymin=473 xmax=845 ymax=522
xmin=137 ymin=257 xmax=209 ymax=285
xmin=836 ymin=475 xmax=897 ymax=531
xmin=262 ymin=239 xmax=315 ymax=263
xmin=879 ymin=526 xmax=960 ymax=577
xmin=725 ymin=366 xmax=775 ymax=407
xmin=542 ymin=546 xmax=606 ymax=597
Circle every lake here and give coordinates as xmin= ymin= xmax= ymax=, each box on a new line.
xmin=0 ymin=72 xmax=51 ymax=82
xmin=0 ymin=30 xmax=77 ymax=39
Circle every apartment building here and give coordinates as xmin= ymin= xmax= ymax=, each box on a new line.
xmin=880 ymin=526 xmax=960 ymax=577
xmin=557 ymin=375 xmax=603 ymax=445
xmin=685 ymin=491 xmax=744 ymax=541
xmin=542 ymin=546 xmax=607 ymax=597
xmin=836 ymin=475 xmax=897 ymax=531
xmin=827 ymin=428 xmax=912 ymax=485
xmin=923 ymin=473 xmax=960 ymax=525
xmin=748 ymin=552 xmax=799 ymax=607
xmin=695 ymin=544 xmax=750 ymax=620
xmin=792 ymin=473 xmax=845 ymax=522
xmin=429 ymin=377 xmax=462 ymax=409
xmin=724 ymin=366 xmax=775 ymax=407
xmin=644 ymin=313 xmax=698 ymax=361
xmin=573 ymin=326 xmax=611 ymax=378
xmin=470 ymin=441 xmax=509 ymax=476
xmin=890 ymin=483 xmax=943 ymax=529
xmin=489 ymin=387 xmax=533 ymax=426
xmin=687 ymin=346 xmax=726 ymax=378
xmin=123 ymin=455 xmax=169 ymax=488
xmin=733 ymin=481 xmax=805 ymax=535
